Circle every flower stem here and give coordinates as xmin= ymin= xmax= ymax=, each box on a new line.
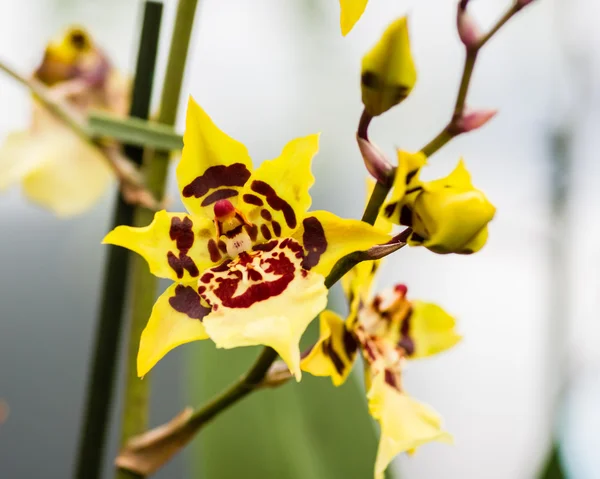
xmin=74 ymin=4 xmax=163 ymax=479
xmin=115 ymin=0 xmax=200 ymax=478
xmin=422 ymin=2 xmax=522 ymax=159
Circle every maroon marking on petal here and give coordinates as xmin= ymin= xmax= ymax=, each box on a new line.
xmin=182 ymin=163 xmax=251 ymax=199
xmin=169 ymin=216 xmax=194 ymax=253
xmin=397 ymin=336 xmax=415 ymax=356
xmin=208 ymin=239 xmax=221 ymax=263
xmin=260 ymin=209 xmax=272 ymax=221
xmin=250 ymin=180 xmax=297 ymax=229
xmin=217 ymin=240 xmax=227 ymax=253
xmin=253 ymin=240 xmax=278 ymax=252
xmin=248 ymin=268 xmax=263 ymax=281
xmin=203 ymin=190 xmax=238 ymax=208
xmin=246 ymin=224 xmax=258 ymax=242
xmin=243 ymin=194 xmax=263 ymax=206
xmin=272 ymin=221 xmax=281 ymax=237
xmin=260 ymin=224 xmax=272 ymax=240
xmin=301 ymin=270 xmax=308 ymax=278
xmin=212 ymin=260 xmax=231 ymax=272
xmin=363 ymin=340 xmax=377 ymax=362
xmin=400 ymin=308 xmax=412 ymax=336
xmin=322 ymin=340 xmax=345 ymax=375
xmin=169 ymin=285 xmax=211 ymax=320
xmin=384 ymin=369 xmax=400 ymax=390
xmin=167 ymin=252 xmax=199 ymax=279
xmin=300 ymin=217 xmax=327 ymax=270
xmin=200 ymin=272 xmax=214 ymax=284
xmin=384 ymin=202 xmax=396 ymax=218
xmin=399 ymin=205 xmax=413 ymax=227
xmin=198 ymin=285 xmax=206 ymax=294
xmin=215 ymin=273 xmax=294 ymax=308
xmin=343 ymin=329 xmax=358 ymax=356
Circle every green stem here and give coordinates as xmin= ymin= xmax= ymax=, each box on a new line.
xmin=74 ymin=4 xmax=163 ymax=479
xmin=116 ymin=0 xmax=200 ymax=477
xmin=478 ymin=4 xmax=521 ymax=49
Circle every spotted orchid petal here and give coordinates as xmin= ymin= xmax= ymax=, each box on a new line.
xmin=382 ymin=150 xmax=426 ymax=224
xmin=0 ymin=124 xmax=113 ymax=217
xmin=368 ymin=372 xmax=453 ymax=479
xmin=339 ymin=0 xmax=369 ymax=36
xmin=238 ymin=134 xmax=319 ymax=242
xmin=176 ymin=97 xmax=254 ymax=219
xmin=103 ymin=210 xmax=216 ymax=282
xmin=292 ymin=210 xmax=392 ymax=277
xmin=300 ymin=310 xmax=358 ymax=386
xmin=138 ymin=282 xmax=210 ymax=377
xmin=199 ymin=239 xmax=328 ymax=380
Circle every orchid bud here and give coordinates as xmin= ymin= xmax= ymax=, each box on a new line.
xmin=453 ymin=108 xmax=497 ymax=134
xmin=361 ymin=17 xmax=417 ymax=117
xmin=357 ymin=136 xmax=394 ymax=183
xmin=406 ymin=160 xmax=496 ymax=254
xmin=456 ymin=3 xmax=482 ymax=50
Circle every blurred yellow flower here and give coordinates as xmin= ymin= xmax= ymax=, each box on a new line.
xmin=0 ymin=26 xmax=130 ymax=216
xmin=361 ymin=17 xmax=417 ymax=117
xmin=339 ymin=0 xmax=369 ymax=36
xmin=385 ymin=152 xmax=496 ymax=254
xmin=302 ymin=257 xmax=460 ymax=478
xmin=104 ymin=97 xmax=391 ymax=379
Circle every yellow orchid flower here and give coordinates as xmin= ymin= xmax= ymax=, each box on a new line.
xmin=0 ymin=26 xmax=130 ymax=217
xmin=104 ymin=97 xmax=392 ymax=380
xmin=384 ymin=152 xmax=496 ymax=254
xmin=302 ymin=272 xmax=460 ymax=478
xmin=361 ymin=17 xmax=417 ymax=117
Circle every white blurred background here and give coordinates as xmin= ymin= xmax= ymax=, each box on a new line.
xmin=1 ymin=0 xmax=599 ymax=478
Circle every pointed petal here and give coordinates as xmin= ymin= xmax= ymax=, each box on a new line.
xmin=407 ymin=301 xmax=462 ymax=359
xmin=176 ymin=97 xmax=254 ymax=218
xmin=293 ymin=210 xmax=391 ymax=277
xmin=138 ymin=282 xmax=210 ymax=377
xmin=382 ymin=150 xmax=426 ymax=224
xmin=202 ymin=268 xmax=328 ymax=382
xmin=238 ymin=134 xmax=319 ymax=242
xmin=341 ymin=260 xmax=379 ymax=307
xmin=368 ymin=373 xmax=453 ymax=479
xmin=339 ymin=0 xmax=369 ymax=36
xmin=301 ymin=310 xmax=358 ymax=385
xmin=103 ymin=210 xmax=217 ymax=281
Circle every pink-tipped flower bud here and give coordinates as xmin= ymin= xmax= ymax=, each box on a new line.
xmin=357 ymin=135 xmax=394 ymax=184
xmin=454 ymin=108 xmax=497 ymax=134
xmin=456 ymin=1 xmax=481 ymax=50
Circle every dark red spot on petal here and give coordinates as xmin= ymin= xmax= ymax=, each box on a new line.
xmin=260 ymin=224 xmax=272 ymax=240
xmin=384 ymin=202 xmax=397 ymax=218
xmin=248 ymin=268 xmax=263 ymax=281
xmin=208 ymin=239 xmax=221 ymax=263
xmin=272 ymin=221 xmax=281 ymax=237
xmin=384 ymin=368 xmax=400 ymax=390
xmin=183 ymin=163 xmax=251 ymax=199
xmin=253 ymin=240 xmax=278 ymax=252
xmin=322 ymin=340 xmax=345 ymax=375
xmin=200 ymin=272 xmax=214 ymax=284
xmin=301 ymin=217 xmax=327 ymax=270
xmin=169 ymin=216 xmax=194 ymax=253
xmin=167 ymin=252 xmax=199 ymax=279
xmin=169 ymin=285 xmax=211 ymax=320
xmin=202 ymin=189 xmax=238 ymax=207
xmin=250 ymin=180 xmax=297 ymax=229
xmin=260 ymin=209 xmax=272 ymax=221
xmin=399 ymin=205 xmax=413 ymax=226
xmin=217 ymin=240 xmax=227 ymax=253
xmin=212 ymin=260 xmax=231 ymax=272
xmin=397 ymin=336 xmax=415 ymax=356
xmin=343 ymin=329 xmax=358 ymax=356
xmin=243 ymin=194 xmax=263 ymax=206
xmin=246 ymin=224 xmax=258 ymax=242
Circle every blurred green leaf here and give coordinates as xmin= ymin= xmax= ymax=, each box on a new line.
xmin=87 ymin=111 xmax=183 ymax=151
xmin=189 ymin=336 xmax=383 ymax=479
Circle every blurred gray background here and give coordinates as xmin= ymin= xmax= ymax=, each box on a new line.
xmin=1 ymin=0 xmax=600 ymax=478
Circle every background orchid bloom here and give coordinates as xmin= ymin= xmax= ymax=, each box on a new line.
xmin=0 ymin=26 xmax=130 ymax=217
xmin=302 ymin=251 xmax=460 ymax=478
xmin=339 ymin=0 xmax=369 ymax=36
xmin=104 ymin=97 xmax=391 ymax=380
